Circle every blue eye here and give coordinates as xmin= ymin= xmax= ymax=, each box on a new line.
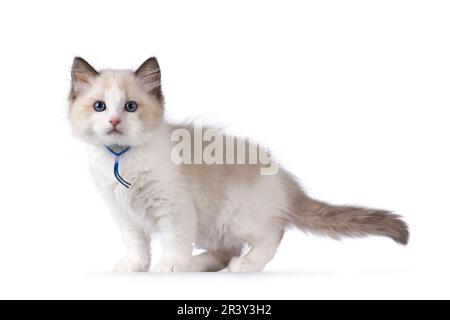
xmin=124 ymin=101 xmax=138 ymax=112
xmin=93 ymin=101 xmax=106 ymax=112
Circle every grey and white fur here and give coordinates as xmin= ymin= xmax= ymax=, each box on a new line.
xmin=68 ymin=57 xmax=409 ymax=272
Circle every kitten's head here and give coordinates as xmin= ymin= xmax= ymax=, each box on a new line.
xmin=68 ymin=57 xmax=164 ymax=146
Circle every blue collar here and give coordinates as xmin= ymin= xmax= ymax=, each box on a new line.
xmin=105 ymin=146 xmax=132 ymax=188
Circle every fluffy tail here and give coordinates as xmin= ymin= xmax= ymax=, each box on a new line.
xmin=288 ymin=194 xmax=409 ymax=245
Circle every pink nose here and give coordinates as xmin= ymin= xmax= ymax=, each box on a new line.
xmin=110 ymin=119 xmax=121 ymax=128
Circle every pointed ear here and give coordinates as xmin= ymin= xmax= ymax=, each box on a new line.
xmin=70 ymin=57 xmax=99 ymax=100
xmin=134 ymin=57 xmax=163 ymax=102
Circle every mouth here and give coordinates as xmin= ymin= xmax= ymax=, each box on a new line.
xmin=107 ymin=128 xmax=123 ymax=135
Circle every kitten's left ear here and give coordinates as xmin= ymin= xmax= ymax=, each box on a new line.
xmin=134 ymin=57 xmax=163 ymax=103
xmin=70 ymin=57 xmax=99 ymax=100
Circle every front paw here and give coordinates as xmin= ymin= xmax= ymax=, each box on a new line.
xmin=114 ymin=258 xmax=150 ymax=272
xmin=154 ymin=258 xmax=191 ymax=272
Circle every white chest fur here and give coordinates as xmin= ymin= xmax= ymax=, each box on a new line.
xmin=87 ymin=144 xmax=184 ymax=220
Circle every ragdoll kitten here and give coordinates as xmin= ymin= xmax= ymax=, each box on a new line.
xmin=68 ymin=57 xmax=409 ymax=272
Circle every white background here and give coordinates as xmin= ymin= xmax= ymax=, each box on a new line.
xmin=0 ymin=0 xmax=449 ymax=299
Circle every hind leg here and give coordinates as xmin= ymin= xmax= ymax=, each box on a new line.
xmin=191 ymin=244 xmax=242 ymax=272
xmin=190 ymin=251 xmax=233 ymax=272
xmin=228 ymin=232 xmax=283 ymax=272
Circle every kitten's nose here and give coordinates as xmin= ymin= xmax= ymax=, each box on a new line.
xmin=109 ymin=118 xmax=121 ymax=128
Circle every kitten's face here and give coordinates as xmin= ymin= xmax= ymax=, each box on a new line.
xmin=68 ymin=57 xmax=164 ymax=146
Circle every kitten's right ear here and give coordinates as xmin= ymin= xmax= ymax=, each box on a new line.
xmin=70 ymin=57 xmax=99 ymax=100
